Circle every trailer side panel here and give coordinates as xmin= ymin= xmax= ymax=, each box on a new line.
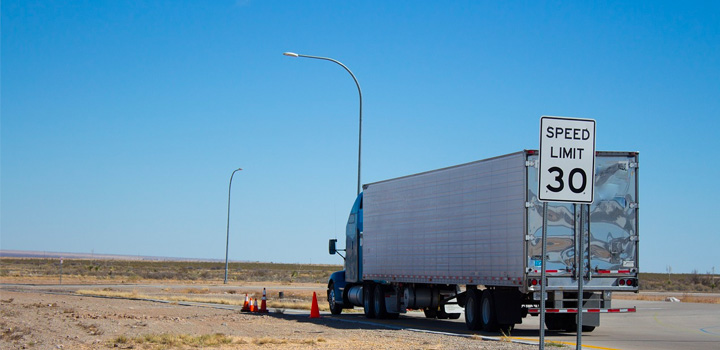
xmin=362 ymin=152 xmax=527 ymax=287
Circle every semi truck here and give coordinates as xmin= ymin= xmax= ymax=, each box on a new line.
xmin=327 ymin=150 xmax=639 ymax=332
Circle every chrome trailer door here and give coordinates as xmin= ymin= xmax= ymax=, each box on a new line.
xmin=526 ymin=152 xmax=639 ymax=286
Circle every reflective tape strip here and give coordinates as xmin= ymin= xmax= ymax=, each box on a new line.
xmin=363 ymin=274 xmax=521 ymax=282
xmin=596 ymin=269 xmax=632 ymax=274
xmin=532 ymin=270 xmax=565 ymax=273
xmin=528 ymin=308 xmax=636 ymax=314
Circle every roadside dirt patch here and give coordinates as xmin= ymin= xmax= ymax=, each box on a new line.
xmin=0 ymin=289 xmax=534 ymax=349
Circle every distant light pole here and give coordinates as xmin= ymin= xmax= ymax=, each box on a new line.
xmin=283 ymin=52 xmax=363 ymax=195
xmin=224 ymin=167 xmax=242 ymax=284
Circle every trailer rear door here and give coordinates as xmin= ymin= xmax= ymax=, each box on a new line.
xmin=527 ymin=152 xmax=639 ymax=277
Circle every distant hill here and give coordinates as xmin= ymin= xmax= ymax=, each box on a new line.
xmin=0 ymin=250 xmax=222 ymax=262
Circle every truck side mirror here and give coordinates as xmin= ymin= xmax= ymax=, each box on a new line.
xmin=329 ymin=239 xmax=337 ymax=255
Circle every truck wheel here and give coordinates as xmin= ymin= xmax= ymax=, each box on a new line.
xmin=373 ymin=284 xmax=388 ymax=319
xmin=464 ymin=289 xmax=482 ymax=330
xmin=551 ymin=314 xmax=583 ymax=332
xmin=563 ymin=319 xmax=577 ymax=332
xmin=363 ymin=283 xmax=376 ymax=318
xmin=544 ymin=314 xmax=565 ymax=331
xmin=480 ymin=290 xmax=500 ymax=332
xmin=327 ymin=282 xmax=343 ymax=315
xmin=562 ymin=321 xmax=596 ymax=333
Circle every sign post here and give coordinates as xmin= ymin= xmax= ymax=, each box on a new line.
xmin=538 ymin=116 xmax=596 ymax=350
xmin=577 ymin=204 xmax=586 ymax=349
xmin=539 ymin=202 xmax=548 ymax=349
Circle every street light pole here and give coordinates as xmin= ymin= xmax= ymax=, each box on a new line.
xmin=283 ymin=52 xmax=363 ymax=195
xmin=224 ymin=167 xmax=242 ymax=284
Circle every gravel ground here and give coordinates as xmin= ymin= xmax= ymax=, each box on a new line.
xmin=0 ymin=289 xmax=537 ymax=350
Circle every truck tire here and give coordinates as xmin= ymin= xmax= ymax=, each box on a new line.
xmin=582 ymin=326 xmax=596 ymax=332
xmin=563 ymin=318 xmax=577 ymax=332
xmin=373 ymin=284 xmax=388 ymax=319
xmin=363 ymin=283 xmax=376 ymax=318
xmin=562 ymin=320 xmax=596 ymax=333
xmin=480 ymin=290 xmax=500 ymax=332
xmin=327 ymin=282 xmax=343 ymax=315
xmin=544 ymin=314 xmax=565 ymax=331
xmin=464 ymin=289 xmax=482 ymax=330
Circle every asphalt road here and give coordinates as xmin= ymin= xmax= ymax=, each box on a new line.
xmin=330 ymin=299 xmax=720 ymax=350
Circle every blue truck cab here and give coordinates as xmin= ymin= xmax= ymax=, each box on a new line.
xmin=327 ymin=193 xmax=363 ymax=314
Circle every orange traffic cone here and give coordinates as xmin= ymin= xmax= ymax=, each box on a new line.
xmin=241 ymin=294 xmax=251 ymax=312
xmin=249 ymin=297 xmax=256 ymax=312
xmin=259 ymin=288 xmax=269 ymax=313
xmin=309 ymin=292 xmax=320 ymax=318
xmin=252 ymin=298 xmax=259 ymax=313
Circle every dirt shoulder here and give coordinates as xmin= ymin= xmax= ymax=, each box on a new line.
xmin=0 ymin=288 xmax=534 ymax=350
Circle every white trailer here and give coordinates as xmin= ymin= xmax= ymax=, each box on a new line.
xmin=328 ymin=150 xmax=639 ymax=332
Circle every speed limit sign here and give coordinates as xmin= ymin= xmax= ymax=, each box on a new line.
xmin=539 ymin=116 xmax=596 ymax=203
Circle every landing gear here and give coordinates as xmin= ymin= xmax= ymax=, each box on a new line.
xmin=423 ymin=307 xmax=437 ymax=318
xmin=423 ymin=304 xmax=460 ymax=319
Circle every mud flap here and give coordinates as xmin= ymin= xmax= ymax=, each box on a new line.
xmin=493 ymin=289 xmax=523 ymax=325
xmin=579 ymin=312 xmax=600 ymax=327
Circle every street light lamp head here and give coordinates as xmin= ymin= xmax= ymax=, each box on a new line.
xmin=283 ymin=52 xmax=299 ymax=57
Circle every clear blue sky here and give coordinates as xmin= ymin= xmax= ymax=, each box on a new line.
xmin=2 ymin=1 xmax=718 ymax=273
